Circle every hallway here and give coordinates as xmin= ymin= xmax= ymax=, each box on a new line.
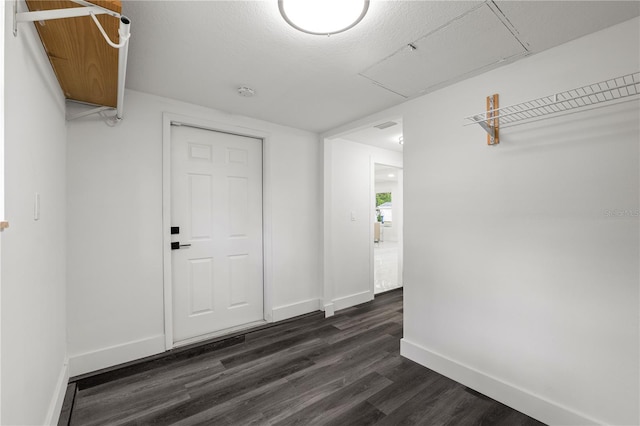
xmin=63 ymin=290 xmax=543 ymax=425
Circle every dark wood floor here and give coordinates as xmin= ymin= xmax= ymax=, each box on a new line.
xmin=63 ymin=290 xmax=545 ymax=425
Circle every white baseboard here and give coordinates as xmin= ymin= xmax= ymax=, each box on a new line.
xmin=45 ymin=358 xmax=69 ymax=426
xmin=323 ymin=302 xmax=335 ymax=317
xmin=272 ymin=298 xmax=321 ymax=322
xmin=69 ymin=335 xmax=165 ymax=377
xmin=400 ymin=339 xmax=601 ymax=426
xmin=333 ymin=290 xmax=372 ymax=312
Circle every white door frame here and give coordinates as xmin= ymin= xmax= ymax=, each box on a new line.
xmin=162 ymin=112 xmax=273 ymax=350
xmin=0 ymin=2 xmax=4 ymax=420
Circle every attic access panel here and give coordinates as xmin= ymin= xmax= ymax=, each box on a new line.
xmin=360 ymin=4 xmax=527 ymax=98
xmin=26 ymin=0 xmax=122 ymax=107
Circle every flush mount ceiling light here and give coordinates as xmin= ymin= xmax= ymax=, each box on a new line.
xmin=279 ymin=0 xmax=369 ymax=36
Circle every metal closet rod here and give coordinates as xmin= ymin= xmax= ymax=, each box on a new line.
xmin=13 ymin=0 xmax=131 ymax=121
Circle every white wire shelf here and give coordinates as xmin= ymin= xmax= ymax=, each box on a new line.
xmin=465 ymin=72 xmax=640 ymax=134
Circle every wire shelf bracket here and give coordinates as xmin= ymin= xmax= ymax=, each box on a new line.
xmin=465 ymin=71 xmax=640 ymax=145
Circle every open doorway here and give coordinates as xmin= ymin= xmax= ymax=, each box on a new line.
xmin=322 ymin=116 xmax=403 ymax=316
xmin=374 ymin=164 xmax=403 ymax=293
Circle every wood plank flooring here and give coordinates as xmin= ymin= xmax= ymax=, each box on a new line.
xmin=64 ymin=290 xmax=545 ymax=425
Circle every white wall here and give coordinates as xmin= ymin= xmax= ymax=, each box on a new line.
xmin=324 ymin=17 xmax=640 ymax=426
xmin=66 ymin=89 xmax=322 ymax=375
xmin=2 ymin=2 xmax=68 ymax=424
xmin=324 ymin=139 xmax=402 ymax=312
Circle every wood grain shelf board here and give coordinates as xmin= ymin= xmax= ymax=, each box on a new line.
xmin=26 ymin=0 xmax=122 ymax=107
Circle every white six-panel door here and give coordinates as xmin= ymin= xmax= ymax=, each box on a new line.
xmin=171 ymin=124 xmax=263 ymax=344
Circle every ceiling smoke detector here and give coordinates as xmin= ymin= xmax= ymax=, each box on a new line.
xmin=238 ymin=86 xmax=255 ymax=97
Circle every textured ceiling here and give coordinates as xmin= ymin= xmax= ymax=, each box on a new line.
xmin=122 ymin=1 xmax=639 ymax=133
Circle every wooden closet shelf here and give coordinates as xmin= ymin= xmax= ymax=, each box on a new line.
xmin=25 ymin=0 xmax=123 ymax=108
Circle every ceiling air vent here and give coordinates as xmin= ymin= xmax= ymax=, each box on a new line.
xmin=374 ymin=121 xmax=397 ymax=130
